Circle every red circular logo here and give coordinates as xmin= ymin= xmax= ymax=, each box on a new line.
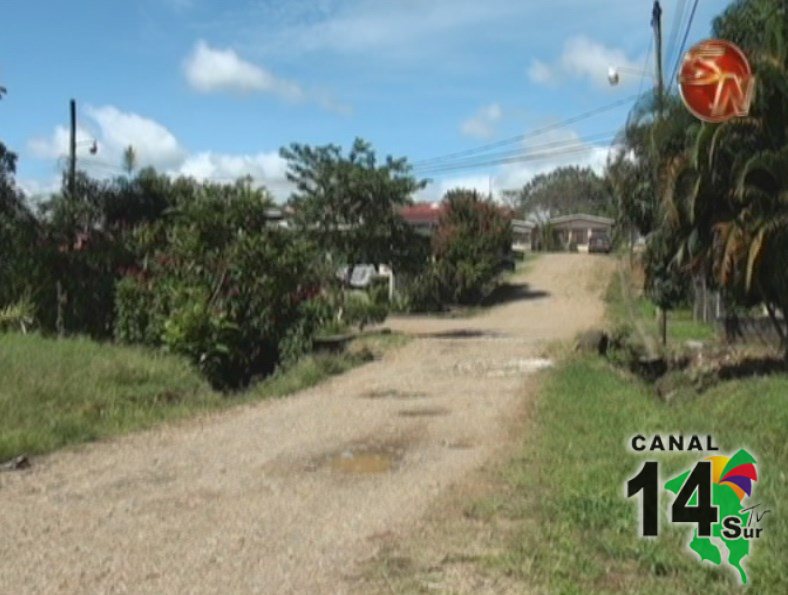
xmin=679 ymin=39 xmax=754 ymax=123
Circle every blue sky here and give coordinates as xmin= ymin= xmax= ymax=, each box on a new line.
xmin=2 ymin=0 xmax=731 ymax=202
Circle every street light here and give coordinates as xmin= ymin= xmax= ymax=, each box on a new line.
xmin=607 ymin=65 xmax=654 ymax=86
xmin=77 ymin=139 xmax=98 ymax=155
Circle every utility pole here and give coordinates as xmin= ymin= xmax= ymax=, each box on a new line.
xmin=652 ymin=1 xmax=668 ymax=346
xmin=68 ymin=98 xmax=76 ymax=198
xmin=652 ymin=1 xmax=665 ymax=110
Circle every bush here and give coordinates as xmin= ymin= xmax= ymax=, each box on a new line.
xmin=394 ymin=267 xmax=444 ymax=313
xmin=342 ymin=289 xmax=388 ymax=330
xmin=432 ymin=189 xmax=513 ymax=305
xmin=114 ymin=184 xmax=327 ymax=389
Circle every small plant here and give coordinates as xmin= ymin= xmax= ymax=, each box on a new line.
xmin=0 ymin=297 xmax=35 ymax=333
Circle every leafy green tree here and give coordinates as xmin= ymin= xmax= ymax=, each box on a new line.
xmin=432 ymin=189 xmax=513 ymax=304
xmin=661 ymin=0 xmax=788 ymax=349
xmin=122 ymin=145 xmax=137 ymax=176
xmin=504 ymin=166 xmax=613 ymax=219
xmin=281 ymin=138 xmax=426 ymax=273
xmin=0 ymin=143 xmax=39 ymax=308
xmin=115 ymin=180 xmax=327 ymax=389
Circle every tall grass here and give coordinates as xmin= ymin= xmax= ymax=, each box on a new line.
xmin=0 ymin=331 xmax=405 ymax=462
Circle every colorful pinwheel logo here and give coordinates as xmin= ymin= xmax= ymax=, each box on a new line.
xmin=706 ymin=449 xmax=758 ymax=502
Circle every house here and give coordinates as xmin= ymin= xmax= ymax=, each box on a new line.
xmin=399 ymin=202 xmax=445 ymax=235
xmin=511 ymin=219 xmax=537 ymax=254
xmin=547 ymin=213 xmax=614 ymax=252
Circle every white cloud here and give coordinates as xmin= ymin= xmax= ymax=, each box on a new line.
xmin=530 ymin=35 xmax=642 ymax=88
xmin=561 ymin=36 xmax=641 ymax=86
xmin=497 ymin=127 xmax=611 ymax=190
xmin=174 ymin=150 xmax=293 ymax=198
xmin=527 ymin=59 xmax=553 ymax=85
xmin=26 ymin=105 xmax=295 ymax=201
xmin=28 ymin=105 xmax=185 ymax=171
xmin=86 ymin=106 xmax=186 ymax=168
xmin=418 ymin=126 xmax=613 ymax=203
xmin=184 ymin=40 xmax=305 ymax=100
xmin=17 ymin=177 xmax=61 ymax=200
xmin=255 ymin=0 xmax=523 ymax=57
xmin=460 ymin=103 xmax=502 ymax=140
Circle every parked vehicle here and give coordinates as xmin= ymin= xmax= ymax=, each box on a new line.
xmin=588 ymin=234 xmax=612 ymax=253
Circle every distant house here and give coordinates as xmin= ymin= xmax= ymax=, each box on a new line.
xmin=546 ymin=213 xmax=614 ymax=252
xmin=512 ymin=213 xmax=614 ymax=252
xmin=511 ymin=219 xmax=537 ymax=254
xmin=399 ymin=202 xmax=445 ymax=235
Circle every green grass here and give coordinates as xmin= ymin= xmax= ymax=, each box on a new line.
xmin=606 ymin=267 xmax=717 ymax=346
xmin=494 ymin=356 xmax=787 ymax=593
xmin=0 ymin=331 xmax=406 ymax=462
xmin=479 ymin=263 xmax=787 ymax=592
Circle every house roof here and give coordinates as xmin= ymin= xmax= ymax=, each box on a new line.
xmin=549 ymin=213 xmax=614 ymax=226
xmin=399 ymin=202 xmax=445 ymax=225
xmin=512 ymin=218 xmax=537 ymax=230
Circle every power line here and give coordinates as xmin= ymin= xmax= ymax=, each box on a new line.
xmin=636 ymin=35 xmax=654 ymax=98
xmin=667 ymin=0 xmax=699 ymax=95
xmin=411 ymin=94 xmax=641 ymax=167
xmin=413 ymin=131 xmax=617 ymax=174
xmin=665 ymin=0 xmax=688 ymax=73
xmin=415 ymin=137 xmax=618 ymax=176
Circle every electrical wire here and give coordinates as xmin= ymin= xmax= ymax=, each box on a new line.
xmin=667 ymin=0 xmax=700 ymax=95
xmin=415 ymin=136 xmax=619 ymax=176
xmin=664 ymin=0 xmax=688 ymax=76
xmin=413 ymin=131 xmax=617 ymax=174
xmin=411 ymin=94 xmax=641 ymax=167
xmin=636 ymin=35 xmax=654 ymax=98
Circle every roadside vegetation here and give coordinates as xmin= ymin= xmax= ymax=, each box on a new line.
xmin=1 ymin=130 xmax=510 ymax=460
xmin=478 ymin=259 xmax=787 ymax=593
xmin=607 ymin=0 xmax=787 ymax=356
xmin=0 ymin=330 xmax=405 ymax=462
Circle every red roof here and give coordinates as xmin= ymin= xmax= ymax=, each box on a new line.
xmin=399 ymin=202 xmax=445 ymax=225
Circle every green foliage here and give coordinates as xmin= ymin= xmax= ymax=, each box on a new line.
xmin=393 ymin=267 xmax=444 ymax=313
xmin=504 ymin=165 xmax=614 ymax=218
xmin=432 ymin=189 xmax=513 ymax=304
xmin=643 ymin=229 xmax=690 ymax=310
xmin=281 ymin=137 xmax=427 ymax=272
xmin=0 ymin=143 xmax=40 ymax=309
xmin=341 ymin=282 xmax=389 ymax=330
xmin=115 ymin=182 xmax=327 ymax=389
xmin=0 ymin=296 xmax=35 ymax=333
xmin=0 ymin=330 xmax=402 ymax=462
xmin=497 ymin=354 xmax=788 ymax=593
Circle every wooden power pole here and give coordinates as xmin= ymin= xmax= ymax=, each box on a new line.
xmin=68 ymin=99 xmax=76 ymax=198
xmin=652 ymin=1 xmax=668 ymax=346
xmin=652 ymin=1 xmax=664 ymax=107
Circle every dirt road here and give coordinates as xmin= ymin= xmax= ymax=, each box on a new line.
xmin=0 ymin=254 xmax=614 ymax=594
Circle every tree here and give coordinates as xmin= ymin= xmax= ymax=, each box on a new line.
xmin=0 ymin=143 xmax=39 ymax=307
xmin=432 ymin=189 xmax=513 ymax=304
xmin=122 ymin=145 xmax=137 ymax=176
xmin=661 ymin=0 xmax=788 ymax=350
xmin=281 ymin=138 xmax=425 ymax=272
xmin=504 ymin=166 xmax=613 ymax=219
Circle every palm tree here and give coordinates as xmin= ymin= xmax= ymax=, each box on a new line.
xmin=662 ymin=0 xmax=788 ymax=351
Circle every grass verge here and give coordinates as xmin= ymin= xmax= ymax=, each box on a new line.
xmin=476 ymin=264 xmax=787 ymax=592
xmin=0 ymin=331 xmax=406 ymax=463
xmin=492 ymin=355 xmax=787 ymax=593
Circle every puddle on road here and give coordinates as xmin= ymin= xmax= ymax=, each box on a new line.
xmin=325 ymin=444 xmax=405 ymax=475
xmin=398 ymin=407 xmax=450 ymax=418
xmin=361 ymin=389 xmax=428 ymax=400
